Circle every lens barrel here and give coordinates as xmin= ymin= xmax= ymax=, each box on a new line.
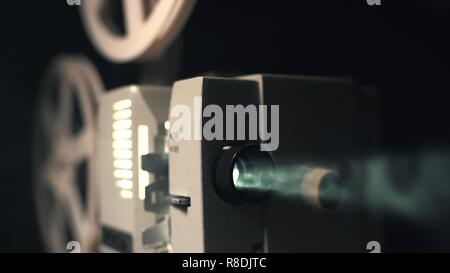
xmin=213 ymin=144 xmax=274 ymax=205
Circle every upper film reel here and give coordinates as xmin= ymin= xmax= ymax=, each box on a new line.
xmin=81 ymin=0 xmax=196 ymax=63
xmin=33 ymin=56 xmax=104 ymax=252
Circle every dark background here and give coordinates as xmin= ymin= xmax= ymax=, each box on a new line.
xmin=1 ymin=0 xmax=450 ymax=252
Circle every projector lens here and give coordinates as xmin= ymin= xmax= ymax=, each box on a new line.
xmin=213 ymin=144 xmax=274 ymax=204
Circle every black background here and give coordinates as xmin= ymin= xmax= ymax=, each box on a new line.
xmin=1 ymin=0 xmax=450 ymax=252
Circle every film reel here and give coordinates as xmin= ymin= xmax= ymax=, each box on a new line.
xmin=33 ymin=56 xmax=104 ymax=252
xmin=81 ymin=0 xmax=196 ymax=63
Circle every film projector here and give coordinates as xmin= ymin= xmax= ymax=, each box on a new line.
xmin=33 ymin=0 xmax=382 ymax=252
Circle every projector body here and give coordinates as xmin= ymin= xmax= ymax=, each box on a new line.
xmin=97 ymin=85 xmax=171 ymax=252
xmin=96 ymin=75 xmax=381 ymax=252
